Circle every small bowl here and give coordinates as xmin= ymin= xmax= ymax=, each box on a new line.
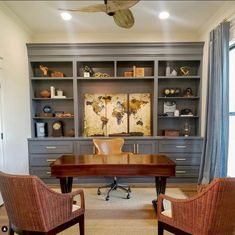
xmin=39 ymin=89 xmax=51 ymax=98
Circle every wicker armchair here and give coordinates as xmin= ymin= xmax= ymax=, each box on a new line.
xmin=157 ymin=178 xmax=235 ymax=235
xmin=93 ymin=138 xmax=132 ymax=201
xmin=0 ymin=171 xmax=85 ymax=235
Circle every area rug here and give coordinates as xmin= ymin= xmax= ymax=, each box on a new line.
xmin=58 ymin=187 xmax=187 ymax=235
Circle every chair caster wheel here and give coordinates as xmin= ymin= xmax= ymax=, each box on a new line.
xmin=97 ymin=189 xmax=101 ymax=195
xmin=106 ymin=196 xmax=109 ymax=201
xmin=127 ymin=194 xmax=130 ymax=199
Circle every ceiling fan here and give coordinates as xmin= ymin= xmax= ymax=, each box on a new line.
xmin=59 ymin=0 xmax=139 ymax=29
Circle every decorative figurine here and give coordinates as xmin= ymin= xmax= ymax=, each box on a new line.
xmin=170 ymin=69 xmax=177 ymax=76
xmin=179 ymin=66 xmax=190 ymax=76
xmin=183 ymin=87 xmax=193 ymax=97
xmin=39 ymin=65 xmax=49 ymax=76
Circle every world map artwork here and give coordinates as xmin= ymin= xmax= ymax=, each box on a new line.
xmin=84 ymin=93 xmax=151 ymax=136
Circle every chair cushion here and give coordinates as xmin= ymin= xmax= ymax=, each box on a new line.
xmin=72 ymin=204 xmax=81 ymax=212
xmin=161 ymin=209 xmax=172 ymax=218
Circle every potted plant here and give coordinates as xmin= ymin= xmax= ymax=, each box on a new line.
xmin=82 ymin=65 xmax=93 ymax=77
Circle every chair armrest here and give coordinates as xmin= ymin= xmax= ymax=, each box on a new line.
xmin=66 ymin=189 xmax=85 ymax=210
xmin=157 ymin=194 xmax=186 ymax=215
xmin=36 ymin=180 xmax=85 ymax=225
xmin=157 ymin=192 xmax=208 ymax=229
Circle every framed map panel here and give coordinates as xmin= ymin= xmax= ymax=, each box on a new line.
xmin=129 ymin=93 xmax=151 ymax=136
xmin=84 ymin=94 xmax=106 ymax=136
xmin=106 ymin=93 xmax=128 ymax=135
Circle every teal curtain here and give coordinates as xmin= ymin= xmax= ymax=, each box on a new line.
xmin=198 ymin=22 xmax=230 ymax=184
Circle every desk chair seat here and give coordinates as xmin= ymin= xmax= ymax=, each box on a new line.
xmin=93 ymin=138 xmax=132 ymax=201
xmin=157 ymin=178 xmax=235 ymax=235
xmin=0 ymin=171 xmax=85 ymax=235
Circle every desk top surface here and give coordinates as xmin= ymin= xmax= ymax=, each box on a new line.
xmin=51 ymin=154 xmax=175 ymax=166
xmin=50 ymin=154 xmax=175 ymax=177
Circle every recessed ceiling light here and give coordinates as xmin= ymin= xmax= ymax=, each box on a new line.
xmin=60 ymin=12 xmax=72 ymax=21
xmin=159 ymin=11 xmax=170 ymax=20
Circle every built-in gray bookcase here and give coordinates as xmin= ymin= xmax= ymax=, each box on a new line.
xmin=27 ymin=43 xmax=203 ymax=138
xmin=27 ymin=43 xmax=204 ymax=184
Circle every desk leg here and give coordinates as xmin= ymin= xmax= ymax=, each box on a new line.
xmin=59 ymin=177 xmax=73 ymax=193
xmin=152 ymin=176 xmax=167 ymax=213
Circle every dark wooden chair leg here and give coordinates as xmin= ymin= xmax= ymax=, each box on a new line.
xmin=158 ymin=221 xmax=164 ymax=235
xmin=79 ymin=214 xmax=84 ymax=235
xmin=8 ymin=224 xmax=14 ymax=235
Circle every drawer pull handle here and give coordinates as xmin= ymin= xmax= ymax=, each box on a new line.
xmin=46 ymin=171 xmax=51 ymax=175
xmin=46 ymin=146 xmax=57 ymax=149
xmin=136 ymin=144 xmax=139 ymax=154
xmin=176 ymin=171 xmax=186 ymax=174
xmin=176 ymin=145 xmax=186 ymax=148
xmin=46 ymin=159 xmax=56 ymax=162
xmin=176 ymin=158 xmax=186 ymax=161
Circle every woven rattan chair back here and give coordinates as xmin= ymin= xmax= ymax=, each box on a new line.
xmin=0 ymin=171 xmax=85 ymax=235
xmin=158 ymin=178 xmax=235 ymax=235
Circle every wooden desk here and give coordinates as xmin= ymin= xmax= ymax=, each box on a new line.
xmin=50 ymin=154 xmax=175 ymax=211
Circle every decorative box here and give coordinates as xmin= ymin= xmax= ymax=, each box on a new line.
xmin=135 ymin=67 xmax=145 ymax=77
xmin=51 ymin=71 xmax=64 ymax=77
xmin=124 ymin=71 xmax=133 ymax=77
xmin=162 ymin=130 xmax=180 ymax=136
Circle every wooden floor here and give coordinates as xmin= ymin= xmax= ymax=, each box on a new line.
xmin=0 ymin=184 xmax=197 ymax=233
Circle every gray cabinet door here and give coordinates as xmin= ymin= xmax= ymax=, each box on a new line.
xmin=123 ymin=140 xmax=156 ymax=154
xmin=76 ymin=140 xmax=94 ymax=154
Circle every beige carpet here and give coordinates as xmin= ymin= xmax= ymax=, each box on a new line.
xmin=58 ymin=187 xmax=187 ymax=235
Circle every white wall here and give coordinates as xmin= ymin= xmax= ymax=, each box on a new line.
xmin=0 ymin=5 xmax=31 ymax=174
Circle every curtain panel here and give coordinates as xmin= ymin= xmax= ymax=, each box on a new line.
xmin=198 ymin=22 xmax=230 ymax=184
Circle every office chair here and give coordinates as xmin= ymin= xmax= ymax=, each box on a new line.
xmin=0 ymin=171 xmax=85 ymax=235
xmin=157 ymin=177 xmax=235 ymax=235
xmin=93 ymin=138 xmax=132 ymax=201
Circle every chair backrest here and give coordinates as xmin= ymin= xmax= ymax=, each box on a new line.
xmin=197 ymin=178 xmax=235 ymax=234
xmin=93 ymin=138 xmax=124 ymax=154
xmin=0 ymin=171 xmax=54 ymax=232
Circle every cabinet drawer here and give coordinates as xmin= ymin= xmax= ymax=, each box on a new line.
xmin=158 ymin=139 xmax=202 ymax=153
xmin=175 ymin=166 xmax=200 ymax=177
xmin=29 ymin=154 xmax=60 ymax=166
xmin=29 ymin=141 xmax=73 ymax=154
xmin=29 ymin=167 xmax=52 ymax=178
xmin=167 ymin=154 xmax=201 ymax=166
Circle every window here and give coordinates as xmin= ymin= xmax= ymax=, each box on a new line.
xmin=228 ymin=44 xmax=235 ymax=177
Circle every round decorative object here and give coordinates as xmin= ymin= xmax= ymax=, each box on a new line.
xmin=164 ymin=88 xmax=170 ymax=95
xmin=39 ymin=89 xmax=51 ymax=98
xmin=43 ymin=105 xmax=52 ymax=113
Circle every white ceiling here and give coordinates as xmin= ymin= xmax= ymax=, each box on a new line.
xmin=2 ymin=1 xmax=234 ymax=35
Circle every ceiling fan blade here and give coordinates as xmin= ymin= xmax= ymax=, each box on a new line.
xmin=58 ymin=4 xmax=106 ymax=13
xmin=113 ymin=9 xmax=134 ymax=29
xmin=106 ymin=0 xmax=139 ymax=13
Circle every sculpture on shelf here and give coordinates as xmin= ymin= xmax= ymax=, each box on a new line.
xmin=39 ymin=64 xmax=49 ymax=76
xmin=179 ymin=66 xmax=190 ymax=76
xmin=183 ymin=87 xmax=193 ymax=97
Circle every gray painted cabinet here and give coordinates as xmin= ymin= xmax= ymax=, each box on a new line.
xmin=27 ymin=43 xmax=204 ymax=184
xmin=158 ymin=138 xmax=203 ymax=183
